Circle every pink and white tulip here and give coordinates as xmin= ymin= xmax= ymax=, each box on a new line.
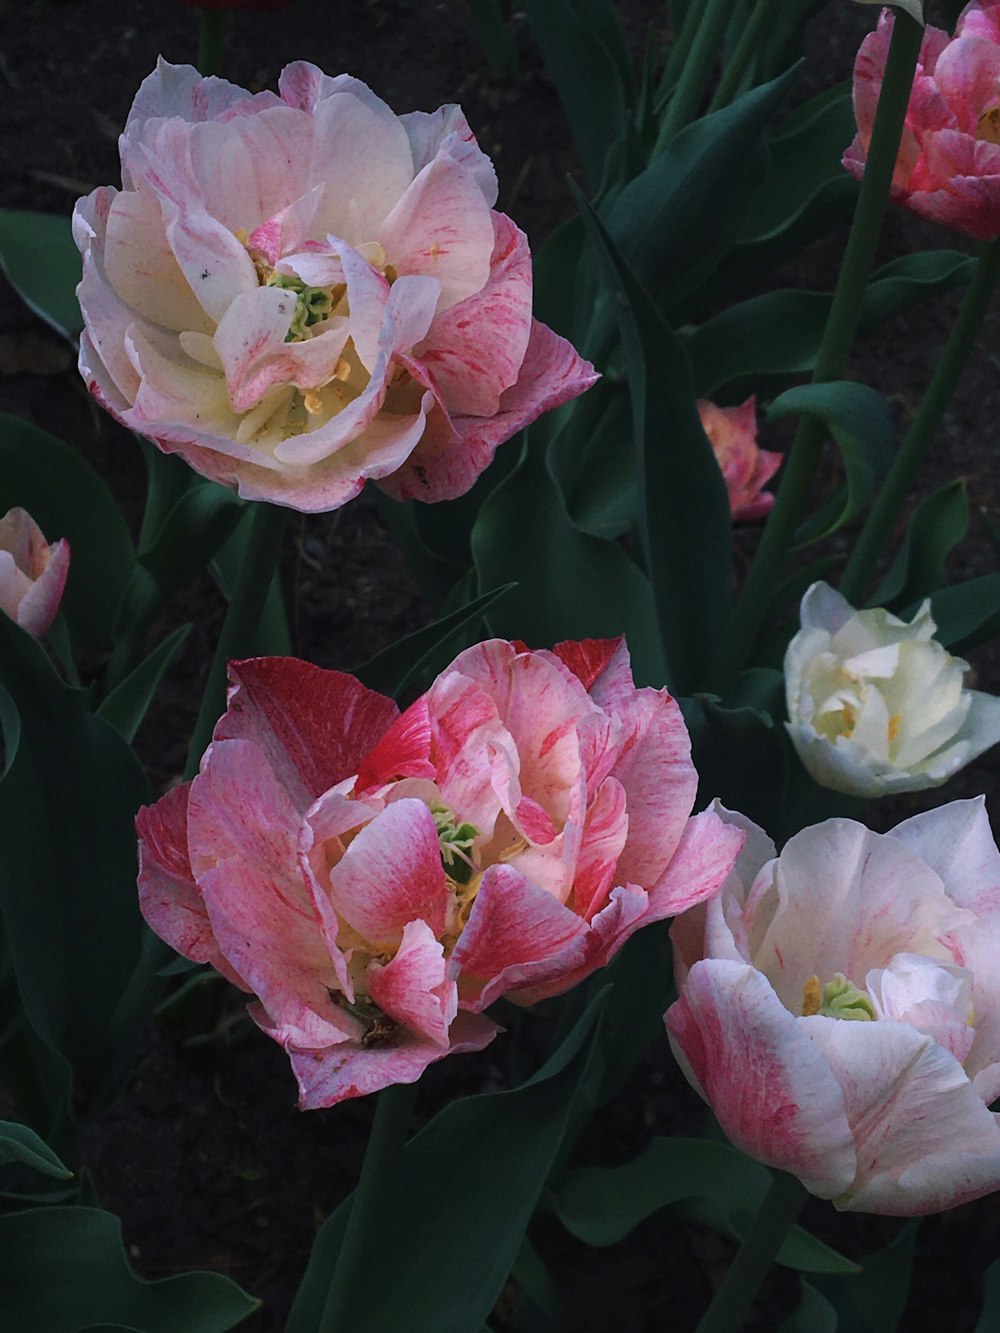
xmin=697 ymin=397 xmax=781 ymax=522
xmin=844 ymin=3 xmax=1000 ymax=241
xmin=73 ymin=60 xmax=597 ymax=512
xmin=138 ymin=638 xmax=742 ymax=1107
xmin=0 ymin=507 xmax=70 ymax=638
xmin=667 ymin=799 xmax=1000 ymax=1215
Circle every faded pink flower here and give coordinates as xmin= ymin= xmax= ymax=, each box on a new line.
xmin=138 ymin=639 xmax=742 ymax=1107
xmin=0 ymin=507 xmax=70 ymax=638
xmin=667 ymin=800 xmax=1000 ymax=1216
xmin=73 ymin=60 xmax=597 ymax=512
xmin=697 ymin=396 xmax=781 ymax=522
xmin=844 ymin=3 xmax=1000 ymax=241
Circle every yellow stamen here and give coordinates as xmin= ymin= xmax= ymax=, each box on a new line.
xmin=302 ymin=390 xmax=324 ymax=415
xmin=888 ymin=713 xmax=902 ymax=745
xmin=977 ymin=106 xmax=1000 ymax=146
xmin=332 ymin=357 xmax=352 ymax=383
xmin=801 ymin=975 xmax=821 ymax=1017
xmin=841 ymin=702 xmax=857 ymax=736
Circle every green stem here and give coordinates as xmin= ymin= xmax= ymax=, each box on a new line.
xmin=840 ymin=235 xmax=1000 ymax=605
xmin=319 ymin=1080 xmax=419 ymax=1331
xmin=656 ymin=0 xmax=733 ymax=149
xmin=708 ymin=0 xmax=783 ymax=112
xmin=715 ymin=11 xmax=923 ymax=688
xmin=183 ymin=502 xmax=287 ymax=781
xmin=197 ymin=9 xmax=226 ymax=78
xmin=656 ymin=1 xmax=703 ymax=108
xmin=695 ymin=1171 xmax=808 ymax=1333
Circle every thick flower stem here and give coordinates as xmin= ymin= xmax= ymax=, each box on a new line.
xmin=183 ymin=502 xmax=287 ymax=781
xmin=197 ymin=10 xmax=226 ymax=78
xmin=839 ymin=235 xmax=1000 ymax=605
xmin=708 ymin=0 xmax=784 ymax=112
xmin=319 ymin=1079 xmax=420 ymax=1331
xmin=714 ymin=11 xmax=923 ymax=690
xmin=656 ymin=0 xmax=734 ymax=149
xmin=695 ymin=1171 xmax=809 ymax=1333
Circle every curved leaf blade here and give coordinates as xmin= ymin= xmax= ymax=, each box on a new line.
xmin=0 ymin=210 xmax=82 ymax=341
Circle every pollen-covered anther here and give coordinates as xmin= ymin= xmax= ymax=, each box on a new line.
xmin=302 ymin=390 xmax=324 ymax=415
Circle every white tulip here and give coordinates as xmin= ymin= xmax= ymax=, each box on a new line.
xmin=784 ymin=583 xmax=1000 ymax=797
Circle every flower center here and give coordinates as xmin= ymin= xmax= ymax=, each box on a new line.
xmin=801 ymin=973 xmax=876 ymax=1021
xmin=265 ymin=272 xmax=342 ymax=341
xmin=977 ymin=105 xmax=1000 ymax=146
xmin=431 ymin=801 xmax=480 ymax=885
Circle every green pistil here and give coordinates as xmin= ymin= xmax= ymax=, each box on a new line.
xmin=802 ymin=972 xmax=876 ymax=1022
xmin=266 ymin=273 xmax=335 ymax=341
xmin=431 ymin=803 xmax=480 ymax=886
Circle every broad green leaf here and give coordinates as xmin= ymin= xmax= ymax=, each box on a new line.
xmin=471 ymin=436 xmax=668 ymax=687
xmin=0 ymin=616 xmax=152 ymax=1124
xmin=532 ymin=215 xmax=587 ymax=342
xmin=553 ymin=1137 xmax=858 ymax=1274
xmin=523 ymin=0 xmax=630 ymax=186
xmin=0 ymin=1121 xmax=72 ymax=1180
xmin=811 ymin=1222 xmax=918 ymax=1332
xmin=919 ymin=573 xmax=1000 ymax=654
xmin=211 ymin=509 xmax=292 ymax=656
xmin=767 ymin=382 xmax=894 ymax=544
xmin=0 ymin=1206 xmax=258 ymax=1332
xmin=873 ymin=479 xmax=969 ymax=610
xmin=680 ymin=693 xmax=789 ymax=836
xmin=510 ymin=1239 xmax=563 ymax=1331
xmin=0 ymin=210 xmax=82 ymax=340
xmin=132 ymin=482 xmax=244 ymax=606
xmin=687 ymin=252 xmax=975 ymax=399
xmin=779 ymin=1281 xmax=839 ymax=1333
xmin=975 ymin=1258 xmax=1000 ymax=1332
xmin=354 ymin=583 xmax=516 ymax=700
xmin=287 ymin=990 xmax=610 ymax=1333
xmin=97 ymin=624 xmax=192 ymax=743
xmin=466 ymin=0 xmax=520 ymax=75
xmin=574 ymin=189 xmax=732 ymax=695
xmin=0 ymin=415 xmax=134 ymax=649
xmin=547 ymin=380 xmax=636 ymax=538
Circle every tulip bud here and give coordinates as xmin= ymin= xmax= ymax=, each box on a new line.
xmin=0 ymin=507 xmax=70 ymax=638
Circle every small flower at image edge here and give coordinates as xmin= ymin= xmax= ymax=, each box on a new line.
xmin=0 ymin=507 xmax=70 ymax=638
xmin=667 ymin=799 xmax=1000 ymax=1215
xmin=73 ymin=60 xmax=597 ymax=512
xmin=697 ymin=396 xmax=781 ymax=522
xmin=784 ymin=581 xmax=1000 ymax=796
xmin=844 ymin=2 xmax=1000 ymax=241
xmin=137 ymin=638 xmax=744 ymax=1106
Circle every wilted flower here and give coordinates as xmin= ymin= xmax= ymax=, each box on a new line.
xmin=0 ymin=507 xmax=70 ymax=638
xmin=844 ymin=3 xmax=1000 ymax=241
xmin=138 ymin=639 xmax=742 ymax=1106
xmin=73 ymin=60 xmax=597 ymax=512
xmin=784 ymin=582 xmax=1000 ymax=797
xmin=697 ymin=396 xmax=781 ymax=522
xmin=667 ymin=799 xmax=1000 ymax=1215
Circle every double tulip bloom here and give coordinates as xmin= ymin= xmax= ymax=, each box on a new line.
xmin=696 ymin=396 xmax=781 ymax=522
xmin=785 ymin=582 xmax=1000 ymax=797
xmin=0 ymin=507 xmax=70 ymax=638
xmin=73 ymin=60 xmax=596 ymax=511
xmin=668 ymin=798 xmax=1000 ymax=1216
xmin=845 ymin=1 xmax=1000 ymax=241
xmin=138 ymin=638 xmax=742 ymax=1106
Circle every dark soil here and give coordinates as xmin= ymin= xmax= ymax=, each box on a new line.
xmin=2 ymin=1 xmax=1000 ymax=1329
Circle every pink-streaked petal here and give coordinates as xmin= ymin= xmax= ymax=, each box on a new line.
xmin=377 ymin=151 xmax=496 ymax=311
xmin=803 ymin=1015 xmax=1000 ymax=1215
xmin=552 ymin=637 xmax=630 ymax=695
xmin=570 ymin=778 xmax=629 ymax=920
xmin=889 ymin=797 xmax=1000 ymax=916
xmin=416 ymin=212 xmax=532 ymax=415
xmin=425 ymin=666 xmax=509 ymax=836
xmin=958 ymin=0 xmax=1000 ymax=42
xmin=327 ymin=798 xmax=447 ymax=947
xmin=649 ymin=807 xmax=746 ymax=919
xmin=355 ymin=697 xmax=435 ymax=792
xmin=280 ymin=1008 xmax=499 ymax=1108
xmin=400 ymin=105 xmax=498 ymax=205
xmin=216 ymin=657 xmax=398 ymax=811
xmin=77 ymin=250 xmax=144 ymax=403
xmin=136 ymin=784 xmax=247 ymax=990
xmin=367 ymin=918 xmax=457 ymax=1045
xmin=379 ymin=320 xmax=599 ymax=502
xmin=666 ymin=960 xmax=857 ymax=1198
xmin=934 ymin=35 xmax=1000 ymax=135
xmin=190 ymin=106 xmax=312 ymax=234
xmin=306 ymin=92 xmax=414 ymax=242
xmin=125 ymin=58 xmax=279 ymax=137
xmin=15 ymin=537 xmax=69 ymax=638
xmin=247 ymin=184 xmax=324 ymax=266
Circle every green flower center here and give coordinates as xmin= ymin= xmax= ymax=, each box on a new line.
xmin=264 ymin=272 xmax=338 ymax=341
xmin=801 ymin=972 xmax=876 ymax=1021
xmin=431 ymin=802 xmax=480 ymax=886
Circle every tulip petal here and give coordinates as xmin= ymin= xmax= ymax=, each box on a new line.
xmin=665 ymin=960 xmax=857 ymax=1199
xmin=368 ymin=918 xmax=457 ymax=1046
xmin=401 ymin=105 xmax=498 ymax=204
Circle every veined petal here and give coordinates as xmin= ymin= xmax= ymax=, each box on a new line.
xmin=368 ymin=918 xmax=457 ymax=1045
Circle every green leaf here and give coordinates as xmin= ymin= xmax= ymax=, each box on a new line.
xmin=919 ymin=573 xmax=1000 ymax=654
xmin=779 ymin=1281 xmax=839 ymax=1333
xmin=553 ymin=1137 xmax=858 ymax=1274
xmin=0 ymin=1122 xmax=72 ymax=1180
xmin=97 ymin=624 xmax=192 ymax=743
xmin=0 ymin=415 xmax=135 ymax=649
xmin=680 ymin=691 xmax=789 ymax=836
xmin=0 ymin=210 xmax=82 ymax=341
xmin=0 ymin=1206 xmax=258 ymax=1332
xmin=573 ymin=186 xmax=732 ymax=694
xmin=811 ymin=1222 xmax=918 ymax=1332
xmin=522 ymin=0 xmax=631 ymax=186
xmin=687 ymin=252 xmax=975 ymax=400
xmin=131 ymin=482 xmax=244 ymax=607
xmin=0 ymin=615 xmax=153 ymax=1126
xmin=354 ymin=583 xmax=517 ymax=700
xmin=873 ymin=479 xmax=969 ymax=609
xmin=211 ymin=509 xmax=292 ymax=656
xmin=471 ymin=436 xmax=668 ymax=687
xmin=975 ymin=1258 xmax=1000 ymax=1332
xmin=767 ymin=382 xmax=894 ymax=544
xmin=466 ymin=0 xmax=520 ymax=76
xmin=547 ymin=380 xmax=636 ymax=539
xmin=287 ymin=989 xmax=610 ymax=1333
